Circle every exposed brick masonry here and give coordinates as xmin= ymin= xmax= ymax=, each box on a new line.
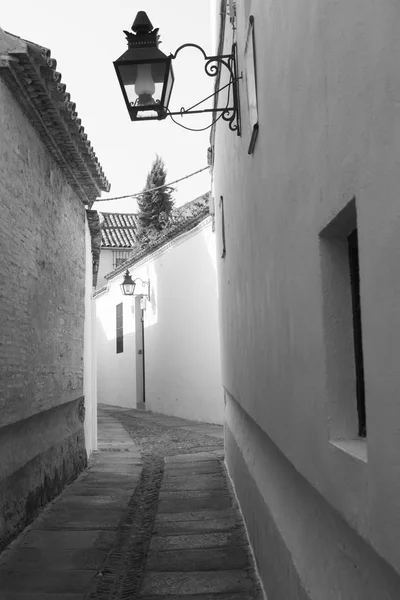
xmin=0 ymin=76 xmax=88 ymax=549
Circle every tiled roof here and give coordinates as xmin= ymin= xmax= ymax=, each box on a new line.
xmin=107 ymin=192 xmax=211 ymax=280
xmin=100 ymin=213 xmax=139 ymax=248
xmin=0 ymin=29 xmax=110 ymax=205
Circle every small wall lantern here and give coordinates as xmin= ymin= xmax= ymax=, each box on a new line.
xmin=114 ymin=10 xmax=241 ymax=133
xmin=120 ymin=269 xmax=150 ymax=300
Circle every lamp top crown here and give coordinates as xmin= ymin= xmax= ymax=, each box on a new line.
xmin=124 ymin=11 xmax=160 ymax=48
xmin=132 ymin=11 xmax=154 ymax=34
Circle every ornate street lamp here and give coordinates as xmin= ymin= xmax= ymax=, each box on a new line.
xmin=114 ymin=11 xmax=241 ymax=133
xmin=114 ymin=11 xmax=174 ymax=121
xmin=120 ymin=270 xmax=150 ymax=300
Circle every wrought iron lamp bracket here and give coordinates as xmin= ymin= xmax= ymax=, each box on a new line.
xmin=168 ymin=43 xmax=241 ymax=134
xmin=133 ymin=277 xmax=151 ymax=300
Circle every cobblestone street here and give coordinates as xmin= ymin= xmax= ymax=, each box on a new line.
xmin=0 ymin=405 xmax=262 ymax=599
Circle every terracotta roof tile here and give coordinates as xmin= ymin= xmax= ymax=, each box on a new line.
xmin=106 ymin=192 xmax=211 ymax=279
xmin=100 ymin=212 xmax=138 ymax=248
xmin=0 ymin=29 xmax=110 ymax=205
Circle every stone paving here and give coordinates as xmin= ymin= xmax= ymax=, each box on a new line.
xmin=0 ymin=405 xmax=263 ymax=599
xmin=138 ymin=454 xmax=262 ymax=599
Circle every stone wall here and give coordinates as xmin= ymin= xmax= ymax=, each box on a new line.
xmin=0 ymin=77 xmax=87 ymax=551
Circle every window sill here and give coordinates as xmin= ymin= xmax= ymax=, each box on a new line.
xmin=329 ymin=439 xmax=367 ymax=463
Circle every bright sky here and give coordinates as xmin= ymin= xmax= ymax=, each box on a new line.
xmin=1 ymin=1 xmax=217 ymax=212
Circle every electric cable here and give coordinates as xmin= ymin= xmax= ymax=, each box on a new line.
xmin=94 ymin=165 xmax=209 ymax=202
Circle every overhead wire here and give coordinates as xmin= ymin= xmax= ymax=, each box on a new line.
xmin=94 ymin=165 xmax=210 ymax=203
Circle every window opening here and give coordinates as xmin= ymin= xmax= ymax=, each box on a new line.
xmin=348 ymin=229 xmax=366 ymax=437
xmin=220 ymin=196 xmax=226 ymax=258
xmin=116 ymin=303 xmax=123 ymax=354
xmin=113 ymin=251 xmax=131 ymax=269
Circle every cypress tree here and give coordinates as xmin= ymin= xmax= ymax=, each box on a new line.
xmin=137 ymin=155 xmax=174 ymax=232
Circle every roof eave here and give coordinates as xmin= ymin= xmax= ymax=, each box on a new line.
xmin=0 ymin=29 xmax=111 ymax=206
xmin=105 ymin=209 xmax=211 ymax=281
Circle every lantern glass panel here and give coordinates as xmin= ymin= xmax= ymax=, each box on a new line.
xmin=120 ymin=279 xmax=135 ymax=295
xmin=118 ymin=60 xmax=167 ymax=116
xmin=163 ymin=63 xmax=175 ymax=109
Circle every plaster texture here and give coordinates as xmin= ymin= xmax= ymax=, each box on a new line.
xmin=96 ymin=218 xmax=224 ymax=424
xmin=96 ymin=248 xmax=114 ymax=289
xmin=0 ymin=73 xmax=89 ymax=548
xmin=211 ymin=0 xmax=400 ymax=595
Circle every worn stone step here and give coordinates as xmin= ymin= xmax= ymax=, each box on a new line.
xmin=150 ymin=531 xmax=246 ymax=552
xmin=79 ymin=473 xmax=138 ymax=488
xmin=0 ymin=569 xmax=96 ymax=594
xmin=155 ymin=510 xmax=233 ymax=524
xmin=164 ymin=462 xmax=222 ymax=473
xmin=138 ymin=570 xmax=257 ymax=596
xmin=15 ymin=529 xmax=115 ymax=550
xmin=146 ymin=546 xmax=249 ymax=572
xmin=1 ymin=594 xmax=84 ymax=600
xmin=0 ymin=544 xmax=108 ymax=570
xmin=162 ymin=476 xmax=226 ymax=490
xmin=153 ymin=518 xmax=238 ymax=536
xmin=61 ymin=485 xmax=133 ymax=497
xmin=52 ymin=494 xmax=132 ymax=508
xmin=158 ymin=496 xmax=232 ymax=514
xmin=159 ymin=490 xmax=230 ymax=500
xmin=30 ymin=505 xmax=125 ymax=530
xmin=139 ymin=594 xmax=258 ymax=600
xmin=165 ymin=453 xmax=224 ymax=463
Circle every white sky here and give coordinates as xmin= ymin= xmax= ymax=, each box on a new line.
xmin=1 ymin=1 xmax=217 ymax=212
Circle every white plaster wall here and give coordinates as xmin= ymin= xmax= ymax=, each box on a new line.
xmin=97 ymin=249 xmax=114 ymax=289
xmin=145 ymin=220 xmax=223 ymax=424
xmin=83 ymin=217 xmax=97 ymax=456
xmin=96 ymin=279 xmax=136 ymax=409
xmin=95 ymin=219 xmax=224 ymax=424
xmin=212 ymin=0 xmax=400 ymax=582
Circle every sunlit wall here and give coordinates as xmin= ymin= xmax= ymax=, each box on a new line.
xmin=95 ymin=217 xmax=224 ymax=424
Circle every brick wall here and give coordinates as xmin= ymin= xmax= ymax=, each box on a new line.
xmin=0 ymin=78 xmax=88 ymax=550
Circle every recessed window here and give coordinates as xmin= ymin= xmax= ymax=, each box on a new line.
xmin=347 ymin=229 xmax=366 ymax=437
xmin=319 ymin=198 xmax=366 ymax=441
xmin=244 ymin=16 xmax=258 ymax=154
xmin=116 ymin=303 xmax=123 ymax=354
xmin=220 ymin=196 xmax=226 ymax=258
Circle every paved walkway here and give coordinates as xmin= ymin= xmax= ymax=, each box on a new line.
xmin=0 ymin=408 xmax=142 ymax=599
xmin=0 ymin=406 xmax=263 ymax=599
xmin=138 ymin=454 xmax=262 ymax=599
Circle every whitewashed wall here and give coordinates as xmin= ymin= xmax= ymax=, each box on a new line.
xmin=96 ymin=276 xmax=136 ymax=409
xmin=212 ymin=0 xmax=400 ymax=597
xmin=95 ymin=218 xmax=224 ymax=424
xmin=97 ymin=249 xmax=114 ymax=288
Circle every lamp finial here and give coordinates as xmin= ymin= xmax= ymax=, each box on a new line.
xmin=132 ymin=11 xmax=154 ymax=35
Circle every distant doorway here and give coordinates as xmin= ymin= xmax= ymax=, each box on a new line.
xmin=135 ymin=296 xmax=146 ymax=409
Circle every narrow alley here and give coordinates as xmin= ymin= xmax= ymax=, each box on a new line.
xmin=6 ymin=2 xmax=400 ymax=596
xmin=0 ymin=406 xmax=263 ymax=599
